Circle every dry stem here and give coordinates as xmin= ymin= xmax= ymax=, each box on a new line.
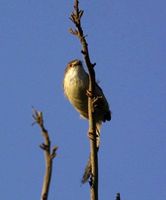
xmin=115 ymin=193 xmax=121 ymax=200
xmin=69 ymin=1 xmax=98 ymax=200
xmin=32 ymin=108 xmax=58 ymax=200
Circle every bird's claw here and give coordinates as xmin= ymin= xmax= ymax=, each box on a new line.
xmin=86 ymin=90 xmax=93 ymax=98
xmin=92 ymin=95 xmax=102 ymax=106
xmin=86 ymin=90 xmax=103 ymax=106
xmin=88 ymin=131 xmax=99 ymax=142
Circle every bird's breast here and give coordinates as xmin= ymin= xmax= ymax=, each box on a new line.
xmin=64 ymin=68 xmax=88 ymax=99
xmin=64 ymin=69 xmax=89 ymax=118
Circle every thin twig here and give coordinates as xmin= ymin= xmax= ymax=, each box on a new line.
xmin=115 ymin=193 xmax=121 ymax=200
xmin=69 ymin=1 xmax=98 ymax=200
xmin=32 ymin=108 xmax=58 ymax=200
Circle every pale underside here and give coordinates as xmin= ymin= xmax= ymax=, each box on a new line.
xmin=64 ymin=65 xmax=110 ymax=124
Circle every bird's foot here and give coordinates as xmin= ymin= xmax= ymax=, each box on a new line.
xmin=87 ymin=131 xmax=99 ymax=142
xmin=92 ymin=95 xmax=103 ymax=107
xmin=86 ymin=90 xmax=93 ymax=98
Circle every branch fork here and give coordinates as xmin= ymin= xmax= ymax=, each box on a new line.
xmin=70 ymin=1 xmax=98 ymax=199
xmin=32 ymin=108 xmax=58 ymax=200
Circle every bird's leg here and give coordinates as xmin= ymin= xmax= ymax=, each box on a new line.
xmin=87 ymin=130 xmax=99 ymax=145
xmin=88 ymin=131 xmax=96 ymax=141
xmin=92 ymin=95 xmax=103 ymax=108
xmin=86 ymin=89 xmax=94 ymax=98
xmin=86 ymin=90 xmax=103 ymax=107
xmin=86 ymin=89 xmax=100 ymax=141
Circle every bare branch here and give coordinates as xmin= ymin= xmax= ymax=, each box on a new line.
xmin=115 ymin=193 xmax=121 ymax=200
xmin=69 ymin=1 xmax=98 ymax=200
xmin=32 ymin=108 xmax=58 ymax=200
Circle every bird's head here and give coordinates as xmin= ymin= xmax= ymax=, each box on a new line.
xmin=65 ymin=59 xmax=83 ymax=73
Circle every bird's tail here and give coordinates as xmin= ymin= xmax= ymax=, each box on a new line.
xmin=81 ymin=122 xmax=101 ymax=184
xmin=81 ymin=156 xmax=91 ymax=184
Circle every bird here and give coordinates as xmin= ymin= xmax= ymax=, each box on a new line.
xmin=63 ymin=59 xmax=111 ymax=183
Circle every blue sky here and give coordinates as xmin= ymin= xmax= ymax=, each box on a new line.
xmin=0 ymin=0 xmax=165 ymax=199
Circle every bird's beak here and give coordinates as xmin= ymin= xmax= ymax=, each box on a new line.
xmin=73 ymin=60 xmax=81 ymax=66
xmin=67 ymin=60 xmax=82 ymax=70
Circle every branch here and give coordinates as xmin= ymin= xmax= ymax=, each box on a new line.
xmin=69 ymin=1 xmax=98 ymax=200
xmin=32 ymin=108 xmax=58 ymax=200
xmin=115 ymin=193 xmax=121 ymax=200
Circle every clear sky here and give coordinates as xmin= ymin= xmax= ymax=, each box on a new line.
xmin=0 ymin=0 xmax=165 ymax=199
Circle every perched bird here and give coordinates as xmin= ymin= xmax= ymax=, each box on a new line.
xmin=63 ymin=59 xmax=111 ymax=183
